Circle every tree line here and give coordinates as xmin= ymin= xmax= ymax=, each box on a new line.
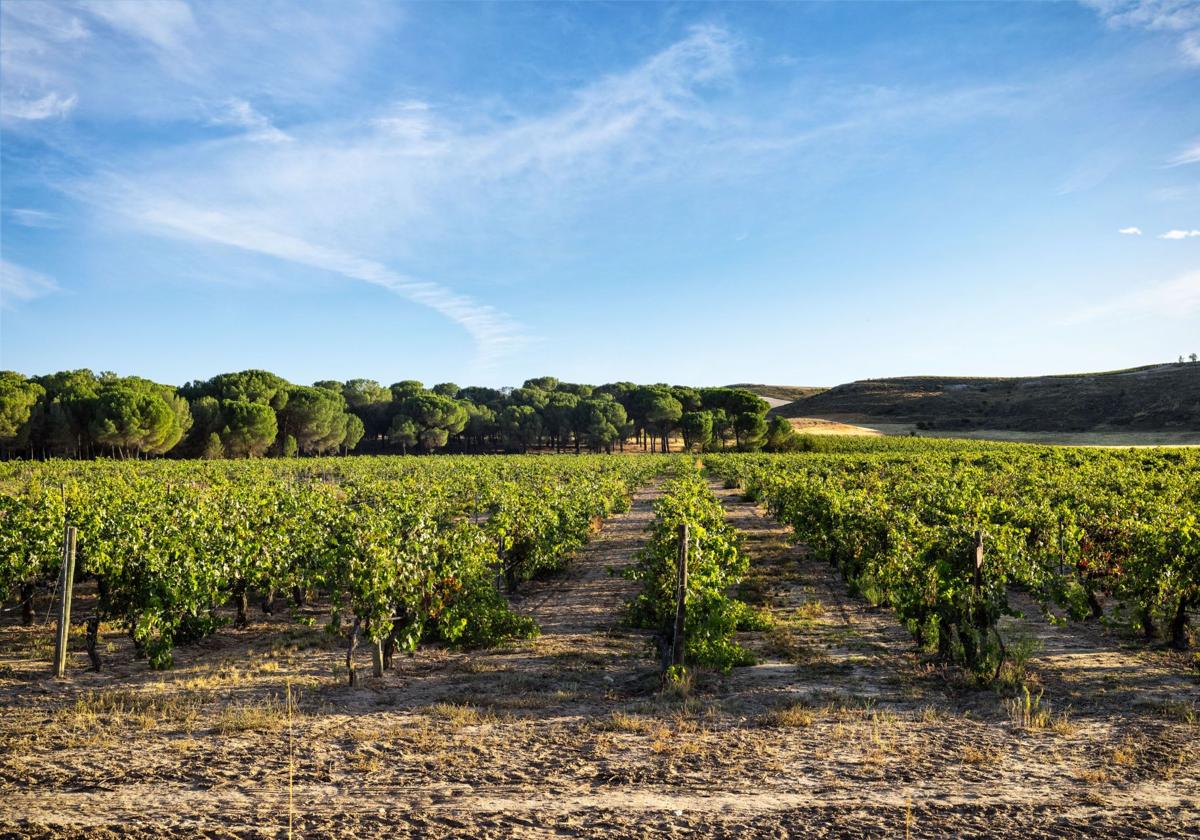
xmin=0 ymin=369 xmax=802 ymax=459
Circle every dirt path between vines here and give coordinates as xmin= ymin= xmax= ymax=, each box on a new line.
xmin=515 ymin=484 xmax=655 ymax=639
xmin=997 ymin=590 xmax=1198 ymax=709
xmin=709 ymin=481 xmax=923 ymax=706
xmin=704 ymin=480 xmax=1200 ymax=838
xmin=1 ymin=479 xmax=1198 ymax=839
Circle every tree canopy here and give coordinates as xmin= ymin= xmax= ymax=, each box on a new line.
xmin=0 ymin=368 xmax=776 ymax=459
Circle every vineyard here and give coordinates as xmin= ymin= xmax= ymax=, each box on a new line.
xmin=707 ymin=442 xmax=1200 ymax=677
xmin=1 ymin=442 xmax=1197 ymax=838
xmin=0 ymin=456 xmax=667 ymax=674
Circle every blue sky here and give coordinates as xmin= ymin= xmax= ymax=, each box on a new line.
xmin=1 ymin=0 xmax=1198 ymax=388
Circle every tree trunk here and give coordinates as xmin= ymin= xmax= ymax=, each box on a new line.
xmin=1086 ymin=588 xmax=1103 ymax=620
xmin=86 ymin=614 xmax=102 ymax=671
xmin=20 ymin=582 xmax=34 ymax=626
xmin=1142 ymin=606 xmax=1157 ymax=641
xmin=991 ymin=626 xmax=1007 ymax=683
xmin=382 ymin=615 xmax=404 ymax=670
xmin=292 ymin=586 xmax=307 ymax=608
xmin=260 ymin=589 xmax=276 ymax=615
xmin=235 ymin=586 xmax=249 ymax=629
xmin=1170 ymin=597 xmax=1191 ymax=650
xmin=504 ymin=557 xmax=519 ymax=594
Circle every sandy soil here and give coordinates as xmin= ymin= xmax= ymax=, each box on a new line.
xmin=786 ymin=417 xmax=884 ymax=436
xmin=802 ymin=418 xmax=1200 ymax=447
xmin=1 ymin=481 xmax=1197 ymax=839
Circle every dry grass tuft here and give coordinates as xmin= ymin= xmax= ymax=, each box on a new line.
xmin=216 ymin=695 xmax=292 ymax=735
xmin=1110 ymin=737 xmax=1141 ymax=768
xmin=757 ymin=702 xmax=815 ymax=729
xmin=918 ymin=705 xmax=949 ymax=723
xmin=793 ymin=601 xmax=825 ymax=622
xmin=57 ymin=688 xmax=204 ymax=738
xmin=649 ymin=724 xmax=705 ymax=757
xmin=601 ymin=711 xmax=658 ymax=734
xmin=995 ymin=633 xmax=1043 ymax=691
xmin=961 ymin=744 xmax=999 ymax=766
xmin=460 ymin=658 xmax=506 ymax=675
xmin=1148 ymin=700 xmax=1197 ymax=725
xmin=1004 ymin=686 xmax=1071 ymax=733
xmin=424 ymin=702 xmax=501 ymax=727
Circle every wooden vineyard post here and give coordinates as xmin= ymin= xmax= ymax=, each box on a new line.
xmin=53 ymin=526 xmax=78 ymax=678
xmin=972 ymin=530 xmax=985 ymax=593
xmin=372 ymin=638 xmax=385 ymax=678
xmin=670 ymin=522 xmax=688 ymax=670
xmin=346 ymin=617 xmax=361 ymax=686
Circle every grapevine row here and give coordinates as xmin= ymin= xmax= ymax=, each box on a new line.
xmin=0 ymin=455 xmax=668 ymax=675
xmin=707 ymin=443 xmax=1199 ymax=680
xmin=625 ymin=461 xmax=761 ymax=677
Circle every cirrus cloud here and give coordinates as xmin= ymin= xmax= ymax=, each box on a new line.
xmin=65 ymin=24 xmax=743 ymax=364
xmin=1168 ymin=139 xmax=1200 ymax=166
xmin=1065 ymin=270 xmax=1200 ymax=323
xmin=0 ymin=259 xmax=60 ymax=307
xmin=1082 ymin=0 xmax=1200 ymax=65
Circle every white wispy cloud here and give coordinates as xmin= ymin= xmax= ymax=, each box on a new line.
xmin=1 ymin=91 xmax=78 ymax=121
xmin=11 ymin=10 xmax=1027 ymax=366
xmin=472 ymin=24 xmax=737 ymax=177
xmin=67 ymin=24 xmax=743 ymax=363
xmin=1 ymin=2 xmax=91 ymax=123
xmin=371 ymin=101 xmax=437 ymax=150
xmin=1083 ymin=0 xmax=1200 ymax=30
xmin=6 ymin=208 xmax=62 ymax=228
xmin=0 ymin=259 xmax=60 ymax=307
xmin=1 ymin=1 xmax=393 ymax=127
xmin=1118 ymin=226 xmax=1143 ymax=235
xmin=115 ymin=192 xmax=528 ymax=360
xmin=1168 ymin=139 xmax=1200 ymax=166
xmin=1185 ymin=31 xmax=1200 ymax=62
xmin=80 ymin=0 xmax=197 ymax=54
xmin=1065 ymin=270 xmax=1200 ymax=323
xmin=1082 ymin=0 xmax=1200 ymax=64
xmin=1158 ymin=228 xmax=1200 ymax=238
xmin=209 ymin=98 xmax=290 ymax=143
xmin=1055 ymin=151 xmax=1123 ymax=195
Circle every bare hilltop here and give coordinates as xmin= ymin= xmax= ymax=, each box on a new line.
xmin=739 ymin=362 xmax=1200 ymax=434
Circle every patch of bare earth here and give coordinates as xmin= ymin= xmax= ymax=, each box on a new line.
xmin=786 ymin=417 xmax=884 ymax=436
xmin=1 ymin=480 xmax=1197 ymax=838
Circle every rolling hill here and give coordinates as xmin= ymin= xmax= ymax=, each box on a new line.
xmin=772 ymin=363 xmax=1200 ymax=432
xmin=725 ymin=384 xmax=828 ymax=402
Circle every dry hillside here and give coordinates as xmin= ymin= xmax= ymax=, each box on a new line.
xmin=725 ymin=384 xmax=827 ymax=402
xmin=774 ymin=363 xmax=1200 ymax=432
